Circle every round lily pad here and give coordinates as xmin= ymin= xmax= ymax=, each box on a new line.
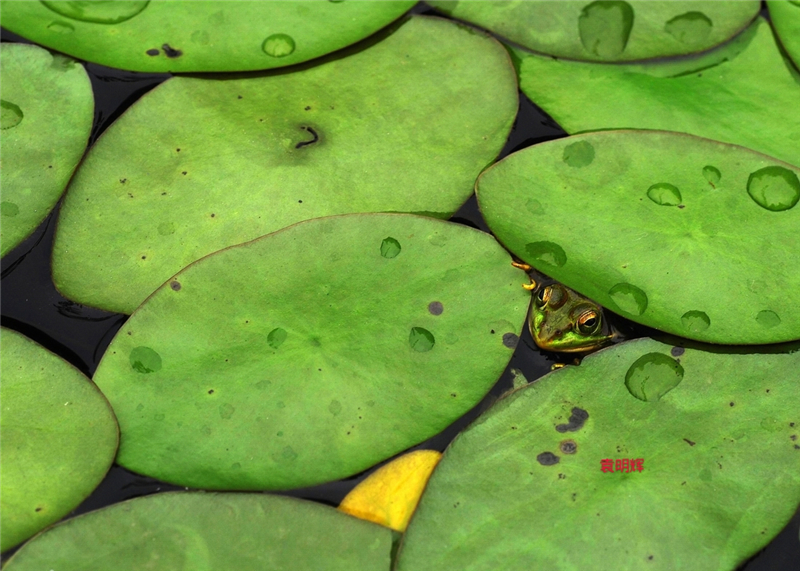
xmin=768 ymin=0 xmax=800 ymax=70
xmin=0 ymin=43 xmax=93 ymax=258
xmin=477 ymin=130 xmax=800 ymax=344
xmin=430 ymin=0 xmax=759 ymax=62
xmin=0 ymin=328 xmax=118 ymax=552
xmin=0 ymin=1 xmax=415 ymax=72
xmin=512 ymin=17 xmax=800 ymax=166
xmin=396 ymin=338 xmax=800 ymax=571
xmin=91 ymin=214 xmax=528 ymax=490
xmin=51 ymin=15 xmax=518 ymax=314
xmin=3 ymin=492 xmax=391 ymax=570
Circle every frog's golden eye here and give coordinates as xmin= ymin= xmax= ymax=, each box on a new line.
xmin=535 ymin=286 xmax=552 ymax=308
xmin=577 ymin=310 xmax=601 ymax=335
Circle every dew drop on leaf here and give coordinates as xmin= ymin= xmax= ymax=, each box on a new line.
xmin=562 ymin=140 xmax=595 ymax=168
xmin=681 ymin=310 xmax=710 ymax=333
xmin=578 ymin=1 xmax=634 ymax=58
xmin=624 ymin=352 xmax=684 ymax=402
xmin=409 ymin=327 xmax=435 ymax=352
xmin=664 ymin=12 xmax=713 ymax=46
xmin=1 ymin=100 xmax=23 ymax=130
xmin=646 ymin=183 xmax=682 ymax=206
xmin=755 ymin=310 xmax=781 ymax=328
xmin=129 ymin=346 xmax=162 ymax=374
xmin=525 ymin=241 xmax=567 ymax=268
xmin=608 ymin=283 xmax=648 ymax=315
xmin=262 ymin=33 xmax=296 ymax=58
xmin=267 ymin=327 xmax=288 ymax=349
xmin=380 ymin=237 xmax=401 ymax=259
xmin=41 ymin=1 xmax=151 ymax=24
xmin=746 ymin=166 xmax=800 ymax=211
xmin=702 ymin=165 xmax=721 ymax=187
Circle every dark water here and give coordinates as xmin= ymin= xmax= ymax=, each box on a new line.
xmin=1 ymin=2 xmax=798 ymax=568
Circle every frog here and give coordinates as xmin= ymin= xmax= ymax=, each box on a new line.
xmin=512 ymin=261 xmax=617 ymax=354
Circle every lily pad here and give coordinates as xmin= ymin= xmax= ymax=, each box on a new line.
xmin=0 ymin=0 xmax=415 ymax=72
xmin=91 ymin=214 xmax=528 ymax=490
xmin=51 ymin=15 xmax=518 ymax=314
xmin=477 ymin=130 xmax=800 ymax=345
xmin=3 ymin=492 xmax=391 ymax=570
xmin=511 ymin=17 xmax=800 ymax=166
xmin=769 ymin=0 xmax=800 ymax=70
xmin=396 ymin=338 xmax=800 ymax=571
xmin=0 ymin=328 xmax=118 ymax=552
xmin=0 ymin=43 xmax=93 ymax=258
xmin=430 ymin=0 xmax=759 ymax=62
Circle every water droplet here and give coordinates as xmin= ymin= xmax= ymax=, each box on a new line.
xmin=409 ymin=327 xmax=435 ymax=352
xmin=755 ymin=310 xmax=780 ymax=328
xmin=428 ymin=233 xmax=448 ymax=247
xmin=646 ymin=183 xmax=682 ymax=206
xmin=664 ymin=12 xmax=713 ymax=45
xmin=262 ymin=33 xmax=296 ymax=58
xmin=681 ymin=310 xmax=710 ymax=333
xmin=746 ymin=166 xmax=800 ymax=211
xmin=759 ymin=418 xmax=781 ymax=432
xmin=154 ymin=413 xmax=165 ymax=421
xmin=276 ymin=401 xmax=286 ymax=409
xmin=608 ymin=283 xmax=648 ymax=315
xmin=157 ymin=221 xmax=176 ymax=236
xmin=525 ymin=198 xmax=545 ymax=216
xmin=699 ymin=468 xmax=712 ymax=482
xmin=267 ymin=327 xmax=287 ymax=349
xmin=328 ymin=400 xmax=342 ymax=416
xmin=1 ymin=202 xmax=20 ymax=217
xmin=702 ymin=165 xmax=721 ymax=187
xmin=536 ymin=452 xmax=560 ymax=466
xmin=255 ymin=379 xmax=271 ymax=390
xmin=190 ymin=29 xmax=210 ymax=45
xmin=562 ymin=140 xmax=595 ymax=168
xmin=428 ymin=301 xmax=443 ymax=315
xmin=380 ymin=237 xmax=401 ymax=259
xmin=135 ymin=403 xmax=144 ymax=411
xmin=129 ymin=346 xmax=162 ymax=374
xmin=502 ymin=332 xmax=519 ymax=348
xmin=218 ymin=403 xmax=235 ymax=419
xmin=625 ymin=352 xmax=684 ymax=402
xmin=1 ymin=100 xmax=23 ymax=130
xmin=281 ymin=446 xmax=298 ymax=461
xmin=525 ymin=241 xmax=567 ymax=268
xmin=47 ymin=21 xmax=74 ymax=33
xmin=231 ymin=462 xmax=241 ymax=470
xmin=578 ymin=1 xmax=634 ymax=58
xmin=41 ymin=1 xmax=150 ymax=24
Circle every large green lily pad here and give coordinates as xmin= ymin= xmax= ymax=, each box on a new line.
xmin=430 ymin=0 xmax=759 ymax=62
xmin=0 ymin=328 xmax=118 ymax=552
xmin=769 ymin=1 xmax=800 ymax=70
xmin=477 ymin=130 xmax=800 ymax=345
xmin=396 ymin=338 xmax=800 ymax=571
xmin=51 ymin=15 xmax=518 ymax=314
xmin=0 ymin=0 xmax=415 ymax=72
xmin=3 ymin=492 xmax=392 ymax=570
xmin=91 ymin=214 xmax=528 ymax=490
xmin=512 ymin=17 xmax=800 ymax=167
xmin=0 ymin=43 xmax=93 ymax=258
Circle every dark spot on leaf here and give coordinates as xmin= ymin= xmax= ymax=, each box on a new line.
xmin=141 ymin=256 xmax=146 ymax=260
xmin=211 ymin=213 xmax=215 ymax=218
xmin=298 ymin=200 xmax=303 ymax=203
xmin=120 ymin=178 xmax=126 ymax=183
xmin=182 ymin=171 xmax=187 ymax=175
xmin=670 ymin=346 xmax=685 ymax=357
xmin=790 ymin=435 xmax=797 ymax=441
xmin=237 ymin=95 xmax=242 ymax=99
xmin=729 ymin=402 xmax=735 ymax=407
xmin=428 ymin=301 xmax=443 ymax=315
xmin=558 ymin=473 xmax=566 ymax=479
xmin=450 ymin=393 xmax=457 ymax=397
xmin=295 ymin=126 xmax=319 ymax=149
xmin=536 ymin=452 xmax=559 ymax=466
xmin=208 ymin=389 xmax=214 ymax=394
xmin=162 ymin=43 xmax=182 ymax=58
xmin=556 ymin=407 xmax=589 ymax=432
xmin=34 ymin=507 xmax=42 ymax=512
xmin=146 ymin=48 xmax=160 ymax=56
xmin=683 ymin=438 xmax=695 ymax=446
xmin=502 ymin=332 xmax=519 ymax=348
xmin=559 ymin=440 xmax=577 ymax=454
xmin=171 ymin=280 xmax=180 ymax=292
xmin=304 ymin=106 xmax=311 ymax=110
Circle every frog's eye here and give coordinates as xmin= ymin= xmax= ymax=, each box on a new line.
xmin=577 ymin=310 xmax=601 ymax=335
xmin=535 ymin=286 xmax=552 ymax=307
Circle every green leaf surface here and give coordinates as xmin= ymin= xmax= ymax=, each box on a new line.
xmin=3 ymin=492 xmax=392 ymax=570
xmin=0 ymin=0 xmax=415 ymax=72
xmin=91 ymin=214 xmax=529 ymax=490
xmin=0 ymin=43 xmax=93 ymax=258
xmin=51 ymin=15 xmax=518 ymax=314
xmin=477 ymin=130 xmax=800 ymax=345
xmin=0 ymin=328 xmax=118 ymax=552
xmin=430 ymin=0 xmax=759 ymax=62
xmin=512 ymin=17 xmax=800 ymax=166
xmin=396 ymin=338 xmax=800 ymax=571
xmin=769 ymin=0 xmax=800 ymax=70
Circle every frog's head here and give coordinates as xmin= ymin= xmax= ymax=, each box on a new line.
xmin=529 ymin=282 xmax=616 ymax=353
